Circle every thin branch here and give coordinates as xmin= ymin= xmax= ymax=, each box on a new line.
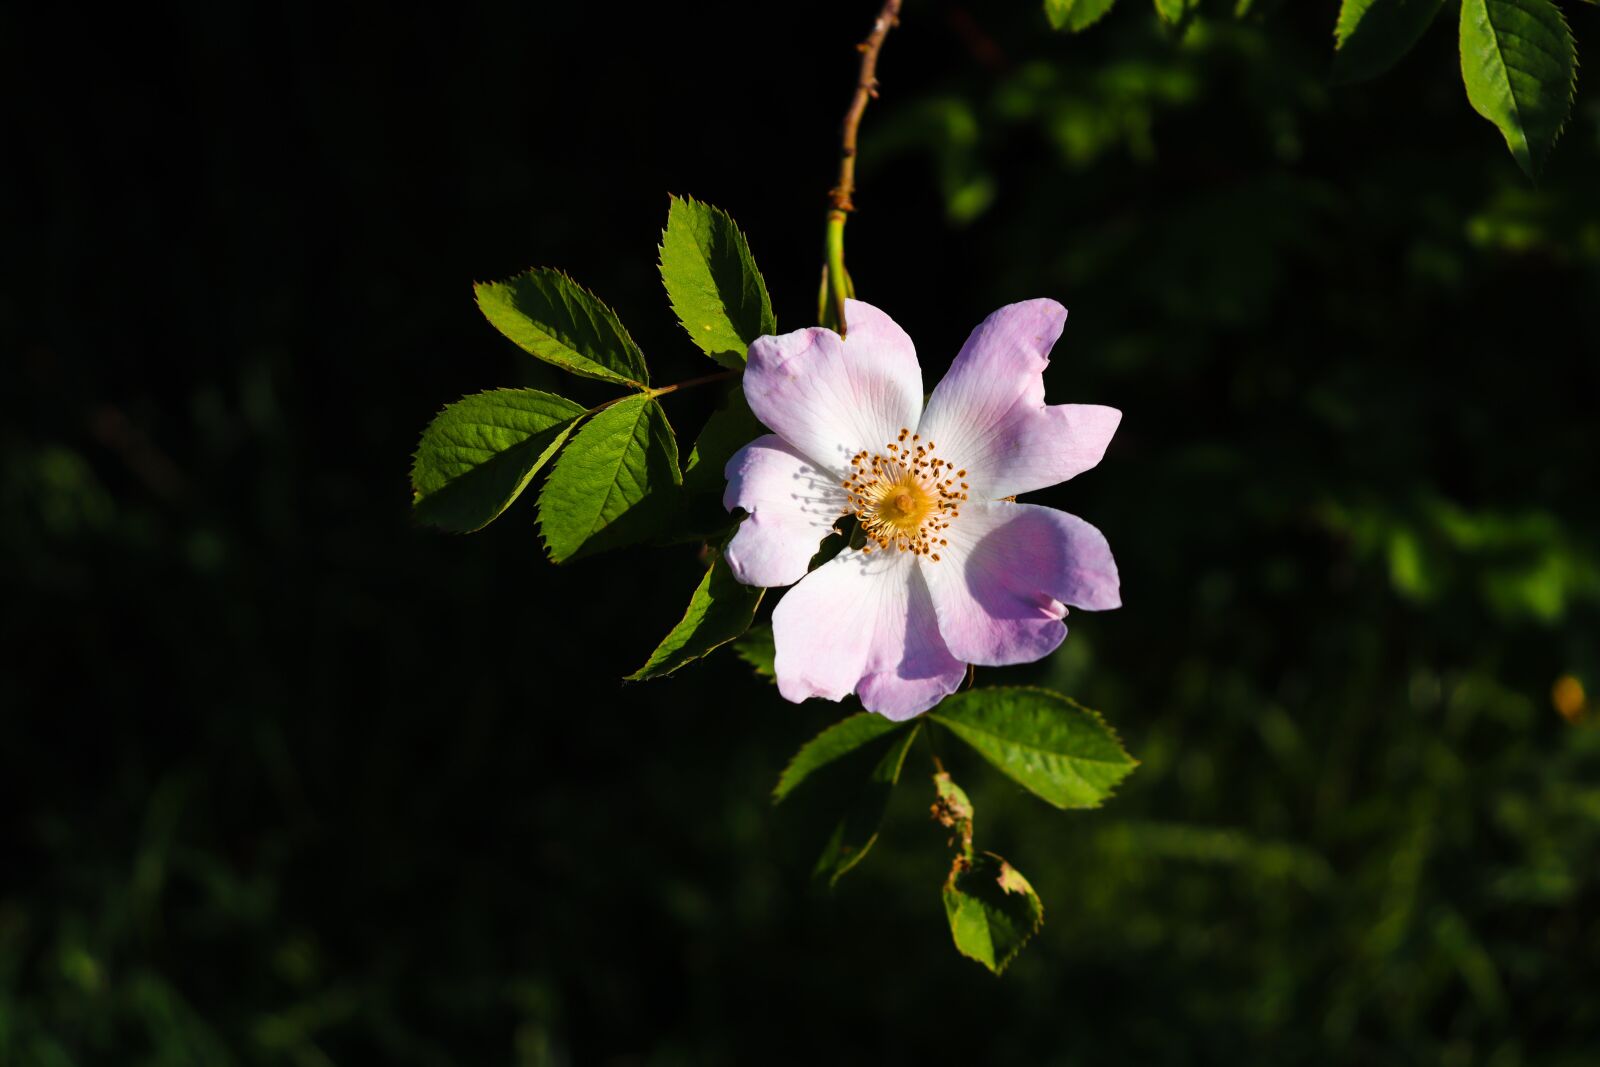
xmin=830 ymin=0 xmax=903 ymax=217
xmin=647 ymin=369 xmax=737 ymax=399
xmin=591 ymin=369 xmax=737 ymax=414
xmin=824 ymin=0 xmax=904 ymax=336
xmin=89 ymin=405 xmax=188 ymax=501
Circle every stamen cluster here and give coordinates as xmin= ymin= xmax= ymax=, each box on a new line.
xmin=840 ymin=428 xmax=969 ymax=560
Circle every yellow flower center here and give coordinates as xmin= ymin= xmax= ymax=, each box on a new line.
xmin=840 ymin=428 xmax=970 ymax=560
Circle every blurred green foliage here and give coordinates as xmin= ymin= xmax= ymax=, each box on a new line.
xmin=4 ymin=0 xmax=1598 ymax=1063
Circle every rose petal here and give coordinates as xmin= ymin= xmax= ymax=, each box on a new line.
xmin=743 ymin=299 xmax=923 ymax=476
xmin=917 ymin=299 xmax=1119 ymax=499
xmin=922 ymin=500 xmax=1120 ymax=667
xmin=772 ymin=548 xmax=965 ymax=720
xmin=722 ymin=435 xmax=847 ymax=588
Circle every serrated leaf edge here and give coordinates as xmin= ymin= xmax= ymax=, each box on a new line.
xmin=1459 ymin=0 xmax=1578 ymax=179
xmin=409 ymin=387 xmax=589 ymax=533
xmin=929 ymin=686 xmax=1139 ymax=810
xmin=535 ymin=394 xmax=675 ymax=563
xmin=657 ymin=193 xmax=777 ymax=364
xmin=732 ymin=626 xmax=776 ymax=680
xmin=943 ymin=851 xmax=1045 ymax=975
xmin=772 ymin=713 xmax=908 ymax=804
xmin=474 ymin=267 xmax=649 ymax=388
xmin=624 ymin=550 xmax=764 ymax=682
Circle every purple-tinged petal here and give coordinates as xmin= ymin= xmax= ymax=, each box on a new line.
xmin=723 ymin=435 xmax=847 ymax=588
xmin=743 ymin=300 xmax=923 ymax=476
xmin=917 ymin=299 xmax=1119 ymax=499
xmin=922 ymin=501 xmax=1120 ymax=667
xmin=772 ymin=549 xmax=965 ymax=720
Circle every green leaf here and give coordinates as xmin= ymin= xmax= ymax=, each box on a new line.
xmin=627 ymin=550 xmax=763 ymax=680
xmin=733 ymin=625 xmax=775 ymax=679
xmin=1332 ymin=0 xmax=1447 ymax=84
xmin=411 ymin=389 xmax=586 ymax=532
xmin=813 ymin=724 xmax=921 ymax=886
xmin=682 ymin=388 xmax=765 ymax=499
xmin=1458 ymin=0 xmax=1577 ymax=179
xmin=774 ymin=714 xmax=907 ymax=803
xmin=929 ymin=687 xmax=1137 ymax=809
xmin=674 ymin=386 xmax=767 ymax=538
xmin=1044 ymin=0 xmax=1119 ymax=31
xmin=931 ymin=770 xmax=975 ymax=857
xmin=1152 ymin=0 xmax=1200 ymax=24
xmin=660 ymin=196 xmax=776 ymax=369
xmin=929 ymin=767 xmax=1042 ymax=973
xmin=537 ymin=394 xmax=680 ymax=562
xmin=943 ymin=852 xmax=1045 ymax=975
xmin=475 ymin=268 xmax=649 ymax=387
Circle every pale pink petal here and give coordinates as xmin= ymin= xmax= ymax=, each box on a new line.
xmin=917 ymin=299 xmax=1119 ymax=499
xmin=922 ymin=501 xmax=1120 ymax=667
xmin=742 ymin=300 xmax=923 ymax=475
xmin=723 ymin=435 xmax=847 ymax=588
xmin=772 ymin=549 xmax=965 ymax=720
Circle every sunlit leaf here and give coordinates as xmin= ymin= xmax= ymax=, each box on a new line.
xmin=1331 ymin=0 xmax=1447 ymax=84
xmin=1152 ymin=0 xmax=1200 ymax=24
xmin=930 ymin=687 xmax=1136 ymax=809
xmin=476 ymin=268 xmax=649 ymax=386
xmin=627 ymin=550 xmax=763 ymax=680
xmin=659 ymin=196 xmax=776 ymax=369
xmin=1458 ymin=0 xmax=1577 ymax=179
xmin=1044 ymin=0 xmax=1119 ymax=32
xmin=537 ymin=394 xmax=680 ymax=562
xmin=411 ymin=389 xmax=585 ymax=532
xmin=943 ymin=851 xmax=1045 ymax=975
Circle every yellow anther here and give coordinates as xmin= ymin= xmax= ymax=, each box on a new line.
xmin=838 ymin=436 xmax=968 ymax=561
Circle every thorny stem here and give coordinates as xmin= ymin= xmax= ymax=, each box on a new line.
xmin=824 ymin=0 xmax=904 ymax=337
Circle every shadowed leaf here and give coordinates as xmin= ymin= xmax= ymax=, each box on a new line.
xmin=476 ymin=268 xmax=649 ymax=386
xmin=774 ymin=714 xmax=906 ymax=803
xmin=1332 ymin=0 xmax=1447 ymax=84
xmin=628 ymin=550 xmax=763 ymax=680
xmin=733 ymin=625 xmax=776 ymax=680
xmin=538 ymin=395 xmax=680 ymax=562
xmin=812 ymin=724 xmax=921 ymax=886
xmin=411 ymin=389 xmax=586 ymax=532
xmin=674 ymin=386 xmax=767 ymax=539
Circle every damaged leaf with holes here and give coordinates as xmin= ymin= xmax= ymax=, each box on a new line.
xmin=944 ymin=852 xmax=1045 ymax=974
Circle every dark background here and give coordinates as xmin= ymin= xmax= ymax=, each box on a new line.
xmin=5 ymin=0 xmax=1600 ymax=1063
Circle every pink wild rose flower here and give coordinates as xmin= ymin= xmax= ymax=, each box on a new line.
xmin=723 ymin=299 xmax=1121 ymax=720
